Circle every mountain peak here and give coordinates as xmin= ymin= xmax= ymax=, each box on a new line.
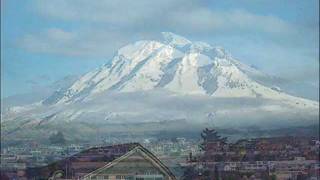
xmin=41 ymin=32 xmax=318 ymax=108
xmin=3 ymin=32 xmax=318 ymax=140
xmin=161 ymin=32 xmax=191 ymax=47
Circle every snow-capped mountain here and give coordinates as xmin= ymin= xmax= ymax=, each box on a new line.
xmin=1 ymin=32 xmax=318 ymax=141
xmin=42 ymin=32 xmax=316 ymax=108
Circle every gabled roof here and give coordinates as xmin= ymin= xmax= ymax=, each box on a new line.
xmin=83 ymin=144 xmax=177 ymax=180
xmin=26 ymin=143 xmax=176 ymax=179
xmin=27 ymin=143 xmax=140 ymax=179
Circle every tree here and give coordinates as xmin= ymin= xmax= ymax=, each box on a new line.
xmin=200 ymin=128 xmax=227 ymax=151
xmin=49 ymin=131 xmax=66 ymax=145
xmin=199 ymin=128 xmax=227 ymax=179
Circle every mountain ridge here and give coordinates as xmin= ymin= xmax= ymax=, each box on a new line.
xmin=42 ymin=32 xmax=317 ymax=109
xmin=1 ymin=32 xmax=318 ymax=141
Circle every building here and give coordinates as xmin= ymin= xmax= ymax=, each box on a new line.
xmin=23 ymin=143 xmax=176 ymax=180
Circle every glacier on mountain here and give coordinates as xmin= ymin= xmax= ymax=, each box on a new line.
xmin=41 ymin=32 xmax=317 ymax=110
xmin=1 ymin=32 xmax=318 ymax=141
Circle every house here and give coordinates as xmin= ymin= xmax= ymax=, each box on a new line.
xmin=25 ymin=143 xmax=176 ymax=180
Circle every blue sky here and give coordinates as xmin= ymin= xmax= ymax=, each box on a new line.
xmin=1 ymin=0 xmax=319 ymax=98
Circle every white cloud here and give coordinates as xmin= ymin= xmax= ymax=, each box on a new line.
xmin=35 ymin=0 xmax=188 ymax=25
xmin=169 ymin=8 xmax=294 ymax=34
xmin=20 ymin=28 xmax=77 ymax=56
xmin=34 ymin=0 xmax=294 ymax=35
xmin=46 ymin=28 xmax=75 ymax=42
xmin=19 ymin=28 xmax=139 ymax=57
xmin=19 ymin=0 xmax=302 ymax=58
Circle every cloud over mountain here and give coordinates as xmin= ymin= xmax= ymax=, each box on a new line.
xmin=2 ymin=33 xmax=318 ymax=140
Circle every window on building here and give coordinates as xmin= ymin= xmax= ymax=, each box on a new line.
xmin=135 ymin=175 xmax=164 ymax=180
xmin=96 ymin=175 xmax=105 ymax=180
xmin=116 ymin=175 xmax=126 ymax=180
xmin=124 ymin=175 xmax=134 ymax=180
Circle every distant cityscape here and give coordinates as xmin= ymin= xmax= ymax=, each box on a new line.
xmin=1 ymin=128 xmax=319 ymax=179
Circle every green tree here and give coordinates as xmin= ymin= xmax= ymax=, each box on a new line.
xmin=200 ymin=128 xmax=227 ymax=151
